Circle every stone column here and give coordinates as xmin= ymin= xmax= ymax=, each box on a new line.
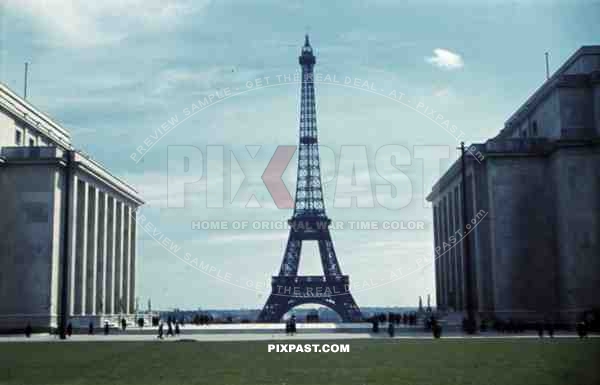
xmin=114 ymin=201 xmax=123 ymax=314
xmin=129 ymin=209 xmax=137 ymax=314
xmin=122 ymin=205 xmax=131 ymax=315
xmin=465 ymin=173 xmax=478 ymax=312
xmin=448 ymin=191 xmax=455 ymax=310
xmin=439 ymin=197 xmax=445 ymax=309
xmin=67 ymin=175 xmax=79 ymax=316
xmin=105 ymin=196 xmax=116 ymax=315
xmin=85 ymin=185 xmax=98 ymax=315
xmin=95 ymin=191 xmax=107 ymax=315
xmin=454 ymin=186 xmax=462 ymax=311
xmin=445 ymin=193 xmax=452 ymax=310
xmin=433 ymin=204 xmax=441 ymax=308
xmin=442 ymin=195 xmax=449 ymax=309
xmin=74 ymin=179 xmax=88 ymax=315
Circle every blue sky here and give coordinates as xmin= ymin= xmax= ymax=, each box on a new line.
xmin=1 ymin=0 xmax=598 ymax=310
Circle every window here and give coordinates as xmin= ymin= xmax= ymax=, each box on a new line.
xmin=15 ymin=129 xmax=22 ymax=145
xmin=532 ymin=121 xmax=538 ymax=136
xmin=29 ymin=138 xmax=35 ymax=146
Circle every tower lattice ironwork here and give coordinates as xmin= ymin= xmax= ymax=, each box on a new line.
xmin=258 ymin=36 xmax=362 ymax=323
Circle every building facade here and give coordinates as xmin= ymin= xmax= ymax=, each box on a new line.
xmin=0 ymin=82 xmax=144 ymax=331
xmin=427 ymin=46 xmax=600 ymax=323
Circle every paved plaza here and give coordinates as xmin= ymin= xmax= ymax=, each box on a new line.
xmin=2 ymin=331 xmax=596 ymax=343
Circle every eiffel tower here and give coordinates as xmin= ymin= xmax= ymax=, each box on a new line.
xmin=258 ymin=35 xmax=362 ymax=322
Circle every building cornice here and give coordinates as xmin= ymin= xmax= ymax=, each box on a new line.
xmin=73 ymin=151 xmax=144 ymax=206
xmin=0 ymin=147 xmax=144 ymax=206
xmin=427 ymin=138 xmax=600 ymax=202
xmin=0 ymin=82 xmax=71 ymax=149
xmin=426 ymin=156 xmax=465 ymax=203
xmin=502 ymin=46 xmax=600 ymax=136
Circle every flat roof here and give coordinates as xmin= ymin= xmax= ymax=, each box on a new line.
xmin=0 ymin=82 xmax=72 ymax=147
xmin=504 ymin=45 xmax=600 ymax=131
xmin=0 ymin=82 xmax=143 ymax=205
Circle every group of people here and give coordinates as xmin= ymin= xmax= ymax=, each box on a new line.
xmin=369 ymin=312 xmax=420 ymax=326
xmin=576 ymin=321 xmax=590 ymax=338
xmin=18 ymin=314 xmax=595 ymax=339
xmin=157 ymin=320 xmax=181 ymax=339
xmin=536 ymin=322 xmax=555 ymax=338
xmin=367 ymin=318 xmax=398 ymax=337
xmin=191 ymin=314 xmax=213 ymax=325
xmin=480 ymin=319 xmax=559 ymax=336
xmin=43 ymin=318 xmax=127 ymax=338
xmin=370 ymin=314 xmax=441 ymax=338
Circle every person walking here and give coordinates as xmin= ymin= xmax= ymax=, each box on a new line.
xmin=25 ymin=323 xmax=32 ymax=338
xmin=371 ymin=318 xmax=379 ymax=333
xmin=546 ymin=322 xmax=554 ymax=338
xmin=158 ymin=322 xmax=164 ymax=339
xmin=576 ymin=321 xmax=587 ymax=338
xmin=291 ymin=315 xmax=297 ymax=335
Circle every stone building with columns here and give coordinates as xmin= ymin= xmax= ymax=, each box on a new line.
xmin=427 ymin=46 xmax=600 ymax=324
xmin=0 ymin=82 xmax=144 ymax=331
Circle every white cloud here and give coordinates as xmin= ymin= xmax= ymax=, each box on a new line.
xmin=425 ymin=49 xmax=464 ymax=70
xmin=151 ymin=67 xmax=226 ymax=96
xmin=4 ymin=0 xmax=209 ymax=47
xmin=433 ymin=87 xmax=451 ymax=97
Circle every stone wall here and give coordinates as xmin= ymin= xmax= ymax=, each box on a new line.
xmin=486 ymin=155 xmax=558 ymax=321
xmin=551 ymin=145 xmax=600 ymax=321
xmin=0 ymin=163 xmax=59 ymax=330
xmin=0 ymin=110 xmax=15 ymax=146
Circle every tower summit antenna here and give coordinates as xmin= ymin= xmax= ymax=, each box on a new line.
xmin=545 ymin=52 xmax=550 ymax=80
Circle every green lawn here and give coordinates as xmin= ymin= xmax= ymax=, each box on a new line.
xmin=0 ymin=339 xmax=598 ymax=385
